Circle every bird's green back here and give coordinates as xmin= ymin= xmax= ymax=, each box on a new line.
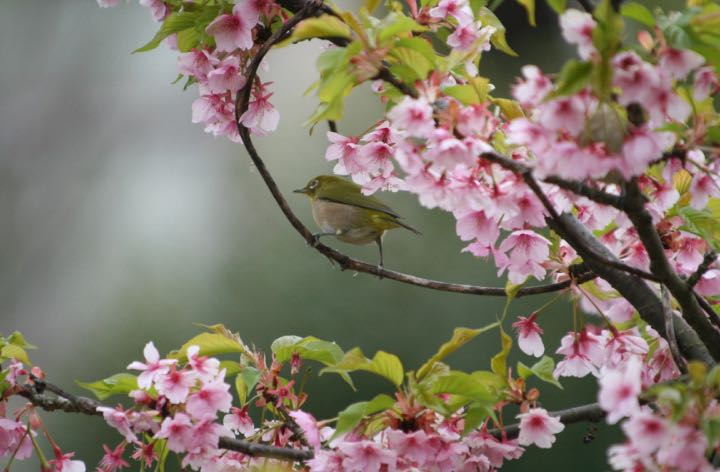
xmin=314 ymin=176 xmax=401 ymax=219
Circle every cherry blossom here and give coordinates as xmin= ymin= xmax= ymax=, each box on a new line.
xmin=126 ymin=341 xmax=176 ymax=390
xmin=598 ymin=356 xmax=642 ymax=424
xmin=205 ymin=0 xmax=260 ymax=52
xmin=512 ymin=314 xmax=544 ymax=357
xmin=0 ymin=418 xmax=33 ymax=460
xmin=559 ymin=9 xmax=596 ymax=59
xmin=516 ymin=408 xmax=565 ymax=448
xmin=337 ymin=440 xmax=398 ymax=472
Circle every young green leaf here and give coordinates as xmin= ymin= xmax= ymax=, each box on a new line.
xmin=134 ymin=11 xmax=200 ymax=53
xmin=332 ymin=393 xmax=395 ymax=438
xmin=321 ymin=348 xmax=404 ymax=386
xmin=620 ymin=2 xmax=656 ymax=28
xmin=417 ymin=323 xmax=499 ymax=381
xmin=77 ymin=373 xmax=138 ymax=400
xmin=289 ymin=15 xmax=352 ymax=43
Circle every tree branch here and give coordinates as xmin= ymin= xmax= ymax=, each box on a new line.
xmin=229 ymin=4 xmax=601 ymax=300
xmin=16 ymin=381 xmax=314 ymax=462
xmin=623 ymin=180 xmax=720 ymax=361
xmin=548 ymin=213 xmax=714 ymax=364
xmin=687 ymin=251 xmax=717 ymax=288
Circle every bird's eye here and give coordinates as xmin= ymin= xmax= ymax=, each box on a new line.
xmin=309 ymin=179 xmax=319 ymax=189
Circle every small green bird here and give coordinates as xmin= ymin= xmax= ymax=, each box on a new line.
xmin=294 ymin=175 xmax=420 ymax=267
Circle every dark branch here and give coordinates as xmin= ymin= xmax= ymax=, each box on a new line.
xmin=623 ymin=180 xmax=720 ymax=361
xmin=661 ymin=286 xmax=688 ymax=374
xmin=479 ymin=152 xmax=661 ymax=283
xmin=687 ymin=251 xmax=717 ymax=288
xmin=548 ymin=213 xmax=714 ymax=364
xmin=16 ymin=381 xmax=314 ymax=462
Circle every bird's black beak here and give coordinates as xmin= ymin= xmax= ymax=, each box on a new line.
xmin=293 ymin=188 xmax=308 ymax=194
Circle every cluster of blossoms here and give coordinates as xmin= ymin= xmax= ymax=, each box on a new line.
xmin=99 ymin=0 xmax=281 ymax=142
xmin=327 ymin=7 xmax=720 ymax=290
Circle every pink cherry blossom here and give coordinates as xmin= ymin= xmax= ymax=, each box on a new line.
xmin=387 ymin=429 xmax=432 ymax=466
xmin=186 ymin=345 xmax=220 ymax=382
xmin=516 ymin=408 xmax=565 ymax=448
xmin=560 ymin=9 xmax=596 ymax=59
xmin=127 ymin=341 xmax=176 ymax=390
xmin=338 ymin=440 xmax=397 ymax=472
xmin=185 ymin=371 xmax=233 ymax=420
xmin=97 ymin=406 xmax=138 ymax=443
xmin=497 ymin=230 xmax=551 ymax=284
xmin=0 ymin=418 xmax=33 ymax=460
xmin=206 ymin=56 xmax=246 ymax=93
xmin=512 ymin=65 xmax=553 ymax=107
xmin=693 ymin=66 xmax=719 ymax=101
xmin=139 ymin=0 xmax=169 ymax=22
xmin=308 ymin=450 xmax=345 ymax=472
xmin=289 ymin=410 xmax=322 ymax=450
xmin=512 ymin=314 xmax=544 ymax=357
xmin=387 ymin=97 xmax=435 ymax=138
xmin=205 ymin=0 xmax=260 ymax=52
xmin=620 ymin=128 xmax=663 ymax=178
xmin=100 ymin=443 xmax=130 ymax=472
xmin=155 ymin=413 xmax=193 ymax=453
xmin=223 ymin=406 xmax=255 ymax=436
xmin=48 ymin=451 xmax=86 ymax=472
xmin=325 ymin=132 xmax=363 ymax=175
xmin=621 ymin=409 xmax=669 ymax=454
xmin=656 ymin=425 xmax=712 ymax=472
xmin=186 ymin=417 xmax=232 ymax=451
xmin=658 ymin=47 xmax=704 ymax=80
xmin=455 ymin=210 xmax=500 ymax=246
xmin=429 ymin=0 xmax=473 ymax=25
xmin=689 ymin=170 xmax=720 ymax=210
xmin=241 ymin=84 xmax=280 ymax=135
xmin=554 ymin=329 xmax=604 ymax=378
xmin=156 ymin=366 xmax=197 ymax=404
xmin=598 ymin=356 xmax=642 ymax=424
xmin=177 ymin=49 xmax=215 ymax=82
xmin=537 ymin=96 xmax=587 ymax=136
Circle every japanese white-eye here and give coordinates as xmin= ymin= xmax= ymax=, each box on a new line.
xmin=294 ymin=175 xmax=420 ymax=267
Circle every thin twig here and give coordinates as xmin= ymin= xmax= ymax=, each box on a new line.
xmin=661 ymin=286 xmax=688 ymax=374
xmin=16 ymin=381 xmax=314 ymax=461
xmin=687 ymin=251 xmax=717 ymax=288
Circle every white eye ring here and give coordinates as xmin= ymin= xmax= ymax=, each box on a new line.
xmin=309 ymin=179 xmax=319 ymax=189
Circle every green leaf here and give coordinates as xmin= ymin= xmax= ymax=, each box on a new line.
xmin=428 ymin=371 xmax=494 ymax=401
xmin=417 ymin=324 xmax=499 ymax=380
xmin=7 ymin=332 xmax=36 ymax=349
xmin=515 ymin=0 xmax=536 ymax=26
xmin=290 ymin=15 xmax=352 ymax=43
xmin=365 ymin=0 xmax=383 ymax=14
xmin=463 ymin=402 xmax=494 ymax=435
xmin=176 ymin=27 xmax=201 ymax=52
xmin=550 ymin=60 xmax=593 ymax=98
xmin=490 ymin=329 xmax=512 ymax=379
xmin=322 ymin=348 xmax=404 ymax=386
xmin=272 ymin=335 xmax=345 ymax=366
xmin=235 ymin=374 xmax=248 ymax=405
xmin=443 ymin=85 xmax=481 ymax=105
xmin=678 ymin=206 xmax=720 ymax=251
xmin=378 ymin=15 xmax=428 ymax=42
xmin=333 ymin=394 xmax=395 ymax=438
xmin=0 ymin=345 xmax=30 ymax=365
xmin=135 ymin=11 xmax=200 ymax=53
xmin=389 ymin=47 xmax=433 ymax=81
xmin=620 ymin=2 xmax=656 ymax=27
xmin=517 ymin=361 xmax=533 ymax=379
xmin=492 ymin=98 xmax=524 ymax=120
xmin=170 ymin=329 xmax=248 ymax=362
xmin=219 ymin=360 xmax=243 ymax=377
xmin=545 ymin=0 xmax=567 ymax=14
xmin=530 ymin=356 xmax=563 ymax=388
xmin=77 ymin=373 xmax=138 ymax=400
xmin=240 ymin=366 xmax=261 ymax=399
xmin=477 ymin=8 xmax=517 ymax=56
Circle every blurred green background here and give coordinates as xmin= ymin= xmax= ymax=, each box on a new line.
xmin=0 ymin=1 xmax=678 ymax=470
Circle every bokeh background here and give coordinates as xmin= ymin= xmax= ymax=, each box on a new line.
xmin=0 ymin=1 xmax=678 ymax=470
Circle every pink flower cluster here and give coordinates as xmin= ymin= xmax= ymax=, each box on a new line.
xmin=308 ymin=419 xmax=528 ymax=471
xmin=100 ymin=0 xmax=280 ymax=142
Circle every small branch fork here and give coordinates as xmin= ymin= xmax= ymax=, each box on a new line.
xmin=488 ymin=403 xmax=606 ymax=440
xmin=15 ymin=379 xmax=314 ymax=462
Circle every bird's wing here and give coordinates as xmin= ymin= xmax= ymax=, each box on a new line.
xmin=317 ymin=195 xmax=402 ymax=219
